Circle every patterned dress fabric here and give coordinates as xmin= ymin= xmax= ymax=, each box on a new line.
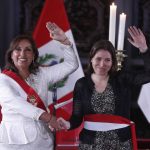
xmin=79 ymin=84 xmax=132 ymax=150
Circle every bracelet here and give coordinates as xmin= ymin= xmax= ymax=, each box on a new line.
xmin=61 ymin=37 xmax=68 ymax=43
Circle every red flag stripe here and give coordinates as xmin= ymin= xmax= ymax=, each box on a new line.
xmin=57 ymin=91 xmax=73 ymax=104
xmin=48 ymin=92 xmax=73 ymax=112
xmin=33 ymin=0 xmax=70 ymax=48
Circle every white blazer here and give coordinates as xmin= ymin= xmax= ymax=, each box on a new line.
xmin=0 ymin=44 xmax=78 ymax=144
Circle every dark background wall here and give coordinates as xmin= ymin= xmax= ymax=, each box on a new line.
xmin=0 ymin=0 xmax=150 ymax=139
xmin=0 ymin=0 xmax=20 ymax=68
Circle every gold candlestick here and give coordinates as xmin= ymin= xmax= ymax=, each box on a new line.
xmin=116 ymin=50 xmax=127 ymax=71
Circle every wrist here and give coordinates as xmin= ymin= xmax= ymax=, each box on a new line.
xmin=61 ymin=37 xmax=71 ymax=45
xmin=39 ymin=112 xmax=52 ymax=123
xmin=139 ymin=47 xmax=148 ymax=53
xmin=139 ymin=45 xmax=148 ymax=53
xmin=61 ymin=37 xmax=67 ymax=43
xmin=46 ymin=114 xmax=53 ymax=124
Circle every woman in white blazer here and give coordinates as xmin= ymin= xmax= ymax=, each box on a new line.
xmin=0 ymin=22 xmax=78 ymax=150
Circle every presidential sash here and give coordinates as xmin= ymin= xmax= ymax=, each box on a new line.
xmin=84 ymin=114 xmax=137 ymax=150
xmin=2 ymin=69 xmax=47 ymax=112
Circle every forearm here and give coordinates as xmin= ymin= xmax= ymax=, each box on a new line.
xmin=0 ymin=95 xmax=45 ymax=120
xmin=42 ymin=44 xmax=79 ymax=84
xmin=60 ymin=37 xmax=72 ymax=46
xmin=69 ymin=114 xmax=83 ymax=130
xmin=63 ymin=44 xmax=79 ymax=73
xmin=139 ymin=45 xmax=148 ymax=53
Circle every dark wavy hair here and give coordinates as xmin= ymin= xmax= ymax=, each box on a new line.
xmin=86 ymin=40 xmax=117 ymax=75
xmin=4 ymin=34 xmax=39 ymax=74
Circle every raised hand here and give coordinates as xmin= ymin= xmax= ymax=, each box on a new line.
xmin=57 ymin=117 xmax=70 ymax=130
xmin=128 ymin=26 xmax=148 ymax=53
xmin=46 ymin=21 xmax=71 ymax=45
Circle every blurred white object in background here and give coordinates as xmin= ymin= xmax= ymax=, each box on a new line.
xmin=138 ymin=83 xmax=150 ymax=123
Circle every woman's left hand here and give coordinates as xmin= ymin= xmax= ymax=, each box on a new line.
xmin=46 ymin=21 xmax=70 ymax=45
xmin=128 ymin=26 xmax=148 ymax=53
xmin=57 ymin=117 xmax=70 ymax=130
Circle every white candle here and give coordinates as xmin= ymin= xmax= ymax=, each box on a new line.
xmin=117 ymin=13 xmax=126 ymax=50
xmin=109 ymin=3 xmax=117 ymax=47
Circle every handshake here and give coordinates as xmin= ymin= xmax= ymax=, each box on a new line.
xmin=48 ymin=115 xmax=70 ymax=132
xmin=40 ymin=112 xmax=70 ymax=132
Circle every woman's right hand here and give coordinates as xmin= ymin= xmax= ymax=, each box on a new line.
xmin=57 ymin=117 xmax=70 ymax=130
xmin=128 ymin=26 xmax=148 ymax=53
xmin=39 ymin=112 xmax=60 ymax=131
xmin=46 ymin=21 xmax=71 ymax=45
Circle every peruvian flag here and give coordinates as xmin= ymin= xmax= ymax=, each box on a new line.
xmin=33 ymin=0 xmax=84 ymax=146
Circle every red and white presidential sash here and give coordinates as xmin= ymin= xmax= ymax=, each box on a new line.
xmin=84 ymin=114 xmax=137 ymax=150
xmin=2 ymin=69 xmax=47 ymax=112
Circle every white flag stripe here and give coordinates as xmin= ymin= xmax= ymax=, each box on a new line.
xmin=54 ymin=99 xmax=73 ymax=109
xmin=38 ymin=30 xmax=84 ymax=105
xmin=38 ymin=30 xmax=82 ymax=66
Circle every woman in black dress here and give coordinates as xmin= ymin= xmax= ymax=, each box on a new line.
xmin=57 ymin=26 xmax=149 ymax=150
